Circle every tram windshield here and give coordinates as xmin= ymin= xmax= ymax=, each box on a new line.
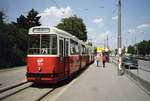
xmin=28 ymin=34 xmax=57 ymax=55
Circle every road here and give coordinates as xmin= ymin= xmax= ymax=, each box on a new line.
xmin=0 ymin=66 xmax=26 ymax=88
xmin=138 ymin=60 xmax=150 ymax=71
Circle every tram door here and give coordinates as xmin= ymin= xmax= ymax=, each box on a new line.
xmin=59 ymin=38 xmax=69 ymax=76
xmin=64 ymin=39 xmax=69 ymax=75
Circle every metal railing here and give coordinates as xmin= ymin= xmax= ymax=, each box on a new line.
xmin=110 ymin=56 xmax=150 ymax=95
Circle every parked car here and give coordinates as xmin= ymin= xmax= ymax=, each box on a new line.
xmin=122 ymin=56 xmax=138 ymax=69
xmin=144 ymin=56 xmax=150 ymax=61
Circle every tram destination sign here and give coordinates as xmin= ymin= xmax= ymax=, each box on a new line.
xmin=33 ymin=28 xmax=50 ymax=33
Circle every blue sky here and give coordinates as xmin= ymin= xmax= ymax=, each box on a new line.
xmin=1 ymin=0 xmax=150 ymax=50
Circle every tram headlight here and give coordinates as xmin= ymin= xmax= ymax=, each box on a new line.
xmin=38 ymin=67 xmax=42 ymax=72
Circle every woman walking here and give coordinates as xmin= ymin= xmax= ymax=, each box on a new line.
xmin=96 ymin=54 xmax=101 ymax=67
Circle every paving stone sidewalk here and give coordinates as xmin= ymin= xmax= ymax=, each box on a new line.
xmin=55 ymin=62 xmax=150 ymax=101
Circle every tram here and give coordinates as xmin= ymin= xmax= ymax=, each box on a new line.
xmin=26 ymin=26 xmax=94 ymax=83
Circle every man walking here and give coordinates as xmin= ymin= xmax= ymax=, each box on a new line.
xmin=102 ymin=55 xmax=106 ymax=67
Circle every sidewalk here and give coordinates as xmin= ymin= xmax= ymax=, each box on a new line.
xmin=55 ymin=62 xmax=150 ymax=101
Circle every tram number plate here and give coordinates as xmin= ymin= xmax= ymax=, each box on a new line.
xmin=36 ymin=77 xmax=41 ymax=80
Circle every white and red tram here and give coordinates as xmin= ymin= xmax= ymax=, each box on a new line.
xmin=26 ymin=26 xmax=94 ymax=83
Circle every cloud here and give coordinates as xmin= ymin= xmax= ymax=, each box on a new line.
xmin=136 ymin=23 xmax=150 ymax=30
xmin=87 ymin=28 xmax=94 ymax=32
xmin=128 ymin=29 xmax=136 ymax=34
xmin=94 ymin=30 xmax=111 ymax=44
xmin=93 ymin=18 xmax=103 ymax=24
xmin=38 ymin=6 xmax=73 ymax=26
xmin=93 ymin=18 xmax=104 ymax=27
xmin=112 ymin=16 xmax=118 ymax=20
xmin=128 ymin=23 xmax=150 ymax=34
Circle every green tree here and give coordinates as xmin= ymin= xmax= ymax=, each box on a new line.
xmin=0 ymin=23 xmax=28 ymax=67
xmin=0 ymin=11 xmax=4 ymax=25
xmin=88 ymin=42 xmax=92 ymax=46
xmin=0 ymin=9 xmax=41 ymax=68
xmin=147 ymin=40 xmax=150 ymax=54
xmin=14 ymin=9 xmax=41 ymax=30
xmin=16 ymin=15 xmax=28 ymax=29
xmin=128 ymin=45 xmax=134 ymax=54
xmin=56 ymin=16 xmax=87 ymax=41
xmin=26 ymin=9 xmax=41 ymax=29
xmin=94 ymin=47 xmax=97 ymax=55
xmin=137 ymin=40 xmax=148 ymax=55
xmin=115 ymin=49 xmax=118 ymax=55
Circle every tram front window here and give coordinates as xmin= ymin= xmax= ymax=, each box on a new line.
xmin=28 ymin=34 xmax=57 ymax=55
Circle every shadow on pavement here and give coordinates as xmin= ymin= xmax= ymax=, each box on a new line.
xmin=30 ymin=63 xmax=93 ymax=89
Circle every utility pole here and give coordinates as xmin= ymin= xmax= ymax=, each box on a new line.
xmin=107 ymin=35 xmax=109 ymax=49
xmin=104 ymin=39 xmax=106 ymax=49
xmin=117 ymin=0 xmax=122 ymax=76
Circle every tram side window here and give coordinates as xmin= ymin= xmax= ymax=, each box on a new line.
xmin=70 ymin=40 xmax=79 ymax=55
xmin=59 ymin=40 xmax=63 ymax=57
xmin=82 ymin=45 xmax=86 ymax=55
xmin=50 ymin=35 xmax=57 ymax=55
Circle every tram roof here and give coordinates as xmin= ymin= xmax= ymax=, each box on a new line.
xmin=29 ymin=26 xmax=79 ymax=40
xmin=29 ymin=26 xmax=90 ymax=46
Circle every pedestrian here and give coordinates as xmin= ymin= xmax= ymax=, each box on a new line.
xmin=102 ymin=55 xmax=106 ymax=67
xmin=95 ymin=54 xmax=101 ymax=67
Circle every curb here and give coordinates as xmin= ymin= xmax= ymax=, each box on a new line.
xmin=0 ymin=66 xmax=26 ymax=72
xmin=0 ymin=80 xmax=27 ymax=93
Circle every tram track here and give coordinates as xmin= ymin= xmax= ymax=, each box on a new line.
xmin=0 ymin=80 xmax=28 ymax=93
xmin=0 ymin=82 xmax=58 ymax=101
xmin=35 ymin=88 xmax=56 ymax=101
xmin=0 ymin=81 xmax=32 ymax=101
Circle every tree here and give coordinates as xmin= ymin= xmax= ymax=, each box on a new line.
xmin=56 ymin=16 xmax=87 ymax=41
xmin=0 ymin=23 xmax=28 ymax=67
xmin=0 ymin=11 xmax=4 ymax=25
xmin=114 ymin=49 xmax=118 ymax=56
xmin=88 ymin=42 xmax=92 ymax=46
xmin=16 ymin=15 xmax=28 ymax=29
xmin=137 ymin=40 xmax=148 ymax=55
xmin=14 ymin=9 xmax=41 ymax=30
xmin=0 ymin=9 xmax=41 ymax=67
xmin=94 ymin=47 xmax=97 ymax=55
xmin=128 ymin=45 xmax=134 ymax=54
xmin=122 ymin=46 xmax=126 ymax=54
xmin=26 ymin=9 xmax=41 ymax=29
xmin=147 ymin=40 xmax=150 ymax=55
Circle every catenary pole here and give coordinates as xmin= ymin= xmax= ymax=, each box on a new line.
xmin=118 ymin=0 xmax=122 ymax=76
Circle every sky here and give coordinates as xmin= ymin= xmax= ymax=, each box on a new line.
xmin=1 ymin=0 xmax=150 ymax=50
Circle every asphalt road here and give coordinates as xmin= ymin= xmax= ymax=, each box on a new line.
xmin=138 ymin=60 xmax=150 ymax=71
xmin=0 ymin=66 xmax=26 ymax=88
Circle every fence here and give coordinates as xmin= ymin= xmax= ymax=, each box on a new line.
xmin=110 ymin=56 xmax=150 ymax=95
